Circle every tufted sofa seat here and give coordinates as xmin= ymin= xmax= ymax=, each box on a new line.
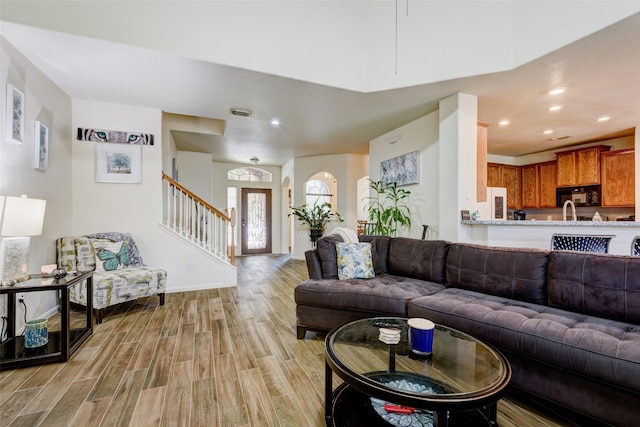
xmin=297 ymin=235 xmax=640 ymax=426
xmin=57 ymin=233 xmax=166 ymax=324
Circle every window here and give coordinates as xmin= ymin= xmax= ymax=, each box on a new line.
xmin=306 ymin=179 xmax=331 ymax=206
xmin=227 ymin=167 xmax=272 ymax=182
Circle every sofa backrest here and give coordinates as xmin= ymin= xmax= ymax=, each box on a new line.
xmin=548 ymin=251 xmax=640 ymax=324
xmin=387 ymin=238 xmax=449 ymax=284
xmin=446 ymin=243 xmax=549 ymax=304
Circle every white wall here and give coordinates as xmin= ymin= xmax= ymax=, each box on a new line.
xmin=1 ymin=36 xmax=73 ymax=328
xmin=71 ymin=100 xmax=235 ymax=291
xmin=177 ymin=151 xmax=213 ymax=204
xmin=369 ymin=110 xmax=441 ymax=240
xmin=290 ymin=154 xmax=368 ymax=259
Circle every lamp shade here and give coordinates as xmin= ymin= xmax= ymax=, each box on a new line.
xmin=0 ymin=196 xmax=47 ymax=237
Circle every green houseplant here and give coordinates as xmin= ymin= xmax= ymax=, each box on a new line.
xmin=365 ymin=179 xmax=412 ymax=236
xmin=290 ymin=201 xmax=343 ymax=243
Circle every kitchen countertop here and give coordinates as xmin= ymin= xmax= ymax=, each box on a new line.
xmin=462 ymin=220 xmax=640 ymax=227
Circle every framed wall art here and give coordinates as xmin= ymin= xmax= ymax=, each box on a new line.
xmin=6 ymin=84 xmax=25 ymax=144
xmin=380 ymin=150 xmax=419 ymax=186
xmin=34 ymin=121 xmax=49 ymax=171
xmin=95 ymin=143 xmax=142 ymax=183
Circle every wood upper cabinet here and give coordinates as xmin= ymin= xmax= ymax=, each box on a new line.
xmin=601 ymin=148 xmax=635 ymax=207
xmin=487 ymin=163 xmax=502 ymax=188
xmin=502 ymin=165 xmax=522 ymax=209
xmin=556 ymin=145 xmax=610 ymax=187
xmin=486 ymin=163 xmax=521 ymax=209
xmin=521 ymin=164 xmax=539 ymax=208
xmin=476 ymin=122 xmax=490 ymax=202
xmin=521 ymin=161 xmax=557 ymax=208
xmin=538 ymin=161 xmax=557 ymax=208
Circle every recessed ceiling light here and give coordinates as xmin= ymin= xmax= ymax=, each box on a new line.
xmin=548 ymin=87 xmax=566 ymax=95
xmin=498 ymin=120 xmax=510 ymax=126
xmin=271 ymin=119 xmax=280 ymax=126
xmin=543 ymin=129 xmax=553 ymax=135
xmin=597 ymin=116 xmax=610 ymax=122
xmin=548 ymin=105 xmax=562 ymax=112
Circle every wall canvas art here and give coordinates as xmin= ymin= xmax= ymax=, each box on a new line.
xmin=96 ymin=143 xmax=142 ymax=183
xmin=77 ymin=127 xmax=154 ymax=145
xmin=6 ymin=84 xmax=25 ymax=144
xmin=34 ymin=121 xmax=49 ymax=171
xmin=380 ymin=150 xmax=419 ymax=186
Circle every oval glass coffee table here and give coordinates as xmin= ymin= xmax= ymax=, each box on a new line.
xmin=324 ymin=317 xmax=511 ymax=427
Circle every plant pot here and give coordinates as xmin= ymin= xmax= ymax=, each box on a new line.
xmin=309 ymin=228 xmax=323 ymax=244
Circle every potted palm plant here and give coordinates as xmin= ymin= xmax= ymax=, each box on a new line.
xmin=290 ymin=201 xmax=343 ymax=243
xmin=364 ymin=179 xmax=412 ymax=236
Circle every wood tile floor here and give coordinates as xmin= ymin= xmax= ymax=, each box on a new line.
xmin=0 ymin=254 xmax=587 ymax=426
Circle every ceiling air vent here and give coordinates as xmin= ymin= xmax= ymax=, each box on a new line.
xmin=549 ymin=135 xmax=574 ymax=141
xmin=230 ymin=108 xmax=252 ymax=117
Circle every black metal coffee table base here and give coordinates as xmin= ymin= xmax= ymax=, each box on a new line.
xmin=327 ymin=381 xmax=491 ymax=427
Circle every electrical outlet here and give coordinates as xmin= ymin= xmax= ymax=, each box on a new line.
xmin=186 ymin=262 xmax=193 ymax=271
xmin=17 ymin=293 xmax=25 ymax=302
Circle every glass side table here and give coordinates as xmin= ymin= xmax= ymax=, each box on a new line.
xmin=0 ymin=271 xmax=93 ymax=370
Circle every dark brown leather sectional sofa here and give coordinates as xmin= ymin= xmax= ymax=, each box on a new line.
xmin=295 ymin=234 xmax=640 ymax=426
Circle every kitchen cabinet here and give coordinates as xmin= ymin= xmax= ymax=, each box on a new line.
xmin=601 ymin=148 xmax=635 ymax=207
xmin=487 ymin=163 xmax=502 ymax=188
xmin=521 ymin=164 xmax=539 ymax=208
xmin=538 ymin=161 xmax=557 ymax=207
xmin=521 ymin=161 xmax=557 ymax=208
xmin=487 ymin=163 xmax=521 ymax=209
xmin=556 ymin=145 xmax=610 ymax=187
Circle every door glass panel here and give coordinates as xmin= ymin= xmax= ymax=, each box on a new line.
xmin=247 ymin=192 xmax=266 ymax=250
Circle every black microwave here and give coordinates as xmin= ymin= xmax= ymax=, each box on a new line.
xmin=556 ymin=185 xmax=600 ymax=207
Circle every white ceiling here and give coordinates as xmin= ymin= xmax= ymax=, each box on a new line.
xmin=2 ymin=5 xmax=640 ymax=166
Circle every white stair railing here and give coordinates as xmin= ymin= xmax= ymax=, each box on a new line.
xmin=162 ymin=173 xmax=235 ymax=265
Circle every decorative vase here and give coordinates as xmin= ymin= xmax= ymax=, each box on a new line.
xmin=24 ymin=318 xmax=48 ymax=348
xmin=309 ymin=228 xmax=323 ymax=245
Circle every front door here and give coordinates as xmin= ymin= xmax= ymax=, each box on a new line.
xmin=241 ymin=188 xmax=272 ymax=254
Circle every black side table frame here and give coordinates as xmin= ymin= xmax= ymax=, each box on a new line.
xmin=0 ymin=272 xmax=93 ymax=370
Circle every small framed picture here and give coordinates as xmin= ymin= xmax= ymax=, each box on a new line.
xmin=95 ymin=143 xmax=142 ymax=183
xmin=6 ymin=84 xmax=25 ymax=144
xmin=461 ymin=210 xmax=471 ymax=220
xmin=34 ymin=121 xmax=49 ymax=171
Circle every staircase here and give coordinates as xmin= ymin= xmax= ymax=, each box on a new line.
xmin=161 ymin=172 xmax=235 ymax=266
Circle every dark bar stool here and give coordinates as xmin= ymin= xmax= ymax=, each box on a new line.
xmin=551 ymin=234 xmax=615 ymax=254
xmin=631 ymin=236 xmax=640 ymax=256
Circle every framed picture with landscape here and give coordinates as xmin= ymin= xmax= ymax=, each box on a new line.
xmin=95 ymin=143 xmax=142 ymax=183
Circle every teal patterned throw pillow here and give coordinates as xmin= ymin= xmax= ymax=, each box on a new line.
xmin=336 ymin=242 xmax=375 ymax=280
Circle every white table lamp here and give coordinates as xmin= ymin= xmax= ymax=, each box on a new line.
xmin=0 ymin=195 xmax=47 ymax=285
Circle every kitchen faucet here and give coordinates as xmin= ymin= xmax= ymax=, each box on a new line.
xmin=563 ymin=200 xmax=577 ymax=222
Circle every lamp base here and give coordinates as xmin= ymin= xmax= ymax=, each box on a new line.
xmin=0 ymin=237 xmax=31 ymax=287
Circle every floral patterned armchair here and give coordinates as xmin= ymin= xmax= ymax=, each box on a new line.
xmin=56 ymin=233 xmax=166 ymax=324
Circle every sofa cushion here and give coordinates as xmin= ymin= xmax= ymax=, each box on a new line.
xmin=295 ymin=274 xmax=446 ymax=316
xmin=548 ymin=251 xmax=640 ymax=324
xmin=387 ymin=238 xmax=449 ymax=284
xmin=445 ymin=243 xmax=549 ymax=304
xmin=408 ymin=288 xmax=640 ymax=394
xmin=336 ymin=242 xmax=375 ymax=279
